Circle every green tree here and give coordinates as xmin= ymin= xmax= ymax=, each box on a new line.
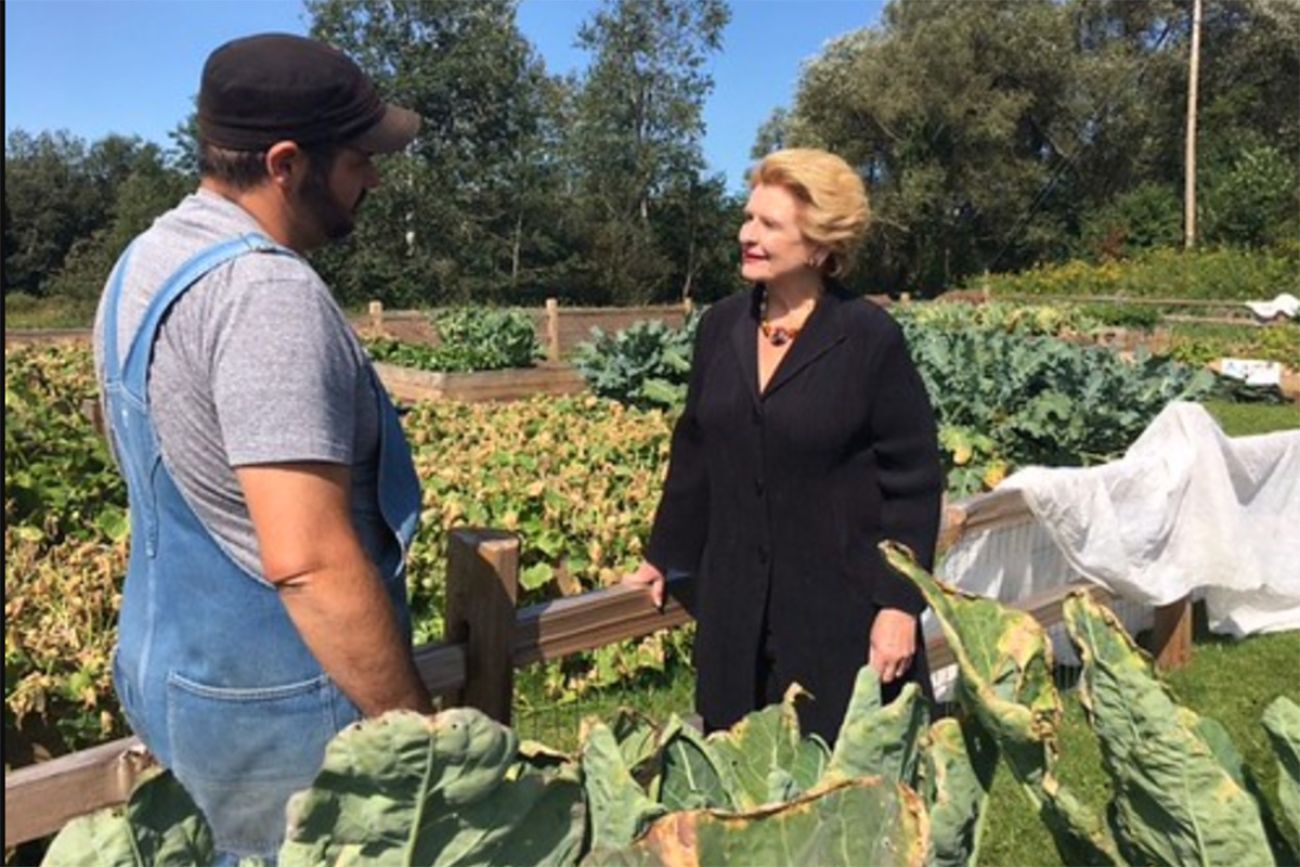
xmin=1077 ymin=182 xmax=1183 ymax=259
xmin=307 ymin=0 xmax=564 ymax=307
xmin=652 ymin=174 xmax=745 ymax=304
xmin=758 ymin=0 xmax=1298 ymax=293
xmin=49 ymin=150 xmax=191 ymax=301
xmin=566 ymin=0 xmax=731 ymax=304
xmin=4 ymin=130 xmax=104 ymax=296
xmin=4 ymin=131 xmax=194 ymax=298
xmin=765 ymin=0 xmax=1083 ymax=293
xmin=1200 ymin=142 xmax=1299 ymax=247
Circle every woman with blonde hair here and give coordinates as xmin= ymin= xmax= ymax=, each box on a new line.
xmin=624 ymin=148 xmax=943 ymax=742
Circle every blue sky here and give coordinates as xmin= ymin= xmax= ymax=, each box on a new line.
xmin=4 ymin=0 xmax=885 ymax=192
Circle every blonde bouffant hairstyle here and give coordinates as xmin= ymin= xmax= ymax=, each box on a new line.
xmin=749 ymin=148 xmax=870 ymax=278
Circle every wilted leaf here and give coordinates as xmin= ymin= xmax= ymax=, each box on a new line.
xmin=923 ymin=718 xmax=998 ymax=867
xmin=823 ymin=666 xmax=928 ymax=787
xmin=584 ymin=777 xmax=929 ymax=867
xmin=705 ymin=684 xmax=824 ymax=810
xmin=1262 ymin=696 xmax=1300 ymax=842
xmin=42 ymin=768 xmax=214 ymax=867
xmin=1064 ymin=592 xmax=1273 ymax=866
xmin=881 ymin=541 xmax=1119 ymax=865
xmin=581 ymin=719 xmax=668 ymax=852
xmin=279 ymin=709 xmax=584 ymax=866
xmin=655 ymin=716 xmax=738 ymax=812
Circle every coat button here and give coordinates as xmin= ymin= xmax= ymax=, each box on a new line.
xmin=757 ymin=546 xmax=769 ymax=565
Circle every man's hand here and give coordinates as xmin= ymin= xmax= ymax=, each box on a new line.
xmin=621 ymin=561 xmax=666 ymax=610
xmin=237 ymin=462 xmax=431 ymax=717
xmin=869 ymin=607 xmax=918 ymax=684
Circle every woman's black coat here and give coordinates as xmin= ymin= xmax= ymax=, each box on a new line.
xmin=646 ymin=284 xmax=944 ymax=742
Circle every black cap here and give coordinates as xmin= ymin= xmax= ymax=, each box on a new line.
xmin=197 ymin=33 xmax=419 ymax=154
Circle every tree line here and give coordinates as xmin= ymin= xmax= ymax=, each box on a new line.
xmin=5 ymin=0 xmax=1297 ymax=311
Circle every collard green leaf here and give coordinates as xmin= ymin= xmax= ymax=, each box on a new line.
xmin=824 ymin=666 xmax=928 ymax=787
xmin=581 ymin=719 xmax=668 ymax=852
xmin=583 ymin=777 xmax=929 ymax=867
xmin=705 ymin=683 xmax=820 ymax=810
xmin=1064 ymin=592 xmax=1273 ymax=866
xmin=610 ymin=707 xmax=661 ymax=785
xmin=1262 ymin=696 xmax=1300 ymax=842
xmin=881 ymin=542 xmax=1120 ymax=865
xmin=923 ymin=718 xmax=997 ymax=867
xmin=655 ymin=716 xmax=738 ymax=812
xmin=788 ymin=732 xmax=831 ymax=794
xmin=42 ymin=768 xmax=215 ymax=867
xmin=278 ymin=709 xmax=584 ymax=867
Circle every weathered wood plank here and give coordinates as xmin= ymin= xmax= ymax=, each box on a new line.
xmin=373 ymin=361 xmax=586 ymax=404
xmin=413 ymin=641 xmax=468 ymax=696
xmin=4 ymin=736 xmax=151 ymax=849
xmin=445 ymin=530 xmax=520 ymax=724
xmin=513 ymin=577 xmax=694 ymax=666
xmin=4 ymin=328 xmax=93 ymax=348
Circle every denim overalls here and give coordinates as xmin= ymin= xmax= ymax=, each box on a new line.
xmin=101 ymin=233 xmax=422 ymax=860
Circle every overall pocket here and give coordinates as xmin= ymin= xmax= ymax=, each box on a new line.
xmin=165 ymin=672 xmax=360 ymax=856
xmin=165 ymin=672 xmax=352 ymax=783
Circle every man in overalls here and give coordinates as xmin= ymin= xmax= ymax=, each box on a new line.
xmin=92 ymin=33 xmax=431 ymax=862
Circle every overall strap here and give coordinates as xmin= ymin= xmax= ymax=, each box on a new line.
xmin=119 ymin=232 xmax=297 ymax=400
xmin=101 ymin=241 xmax=139 ymax=387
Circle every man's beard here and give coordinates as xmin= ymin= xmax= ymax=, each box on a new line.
xmin=299 ymin=171 xmax=363 ymax=242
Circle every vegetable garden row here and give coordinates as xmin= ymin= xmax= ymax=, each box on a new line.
xmin=5 ymin=296 xmax=1298 ymax=863
xmin=6 ymin=302 xmax=1292 ymax=759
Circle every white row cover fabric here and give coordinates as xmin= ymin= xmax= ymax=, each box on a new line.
xmin=937 ymin=401 xmax=1300 ymax=642
xmin=1244 ymin=292 xmax=1299 ymax=321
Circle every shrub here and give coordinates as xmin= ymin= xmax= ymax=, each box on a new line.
xmin=1168 ymin=322 xmax=1300 ymax=368
xmin=1077 ymin=182 xmax=1182 ymax=260
xmin=366 ymin=307 xmax=543 ymax=372
xmin=892 ymin=300 xmax=1101 ymax=338
xmin=973 ymin=247 xmax=1300 ymax=302
xmin=1078 ymin=303 xmax=1161 ymax=330
xmin=573 ymin=314 xmax=700 ymax=410
xmin=5 ymin=345 xmax=130 ymax=759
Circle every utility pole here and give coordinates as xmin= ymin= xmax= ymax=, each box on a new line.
xmin=1184 ymin=0 xmax=1203 ymax=250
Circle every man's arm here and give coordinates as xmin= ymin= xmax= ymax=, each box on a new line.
xmin=236 ymin=462 xmax=431 ymax=716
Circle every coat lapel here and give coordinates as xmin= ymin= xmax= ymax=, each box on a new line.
xmin=762 ymin=287 xmax=848 ymax=400
xmin=730 ymin=286 xmax=763 ymax=410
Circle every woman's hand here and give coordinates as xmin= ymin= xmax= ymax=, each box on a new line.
xmin=869 ymin=608 xmax=917 ymax=684
xmin=621 ymin=561 xmax=666 ymax=610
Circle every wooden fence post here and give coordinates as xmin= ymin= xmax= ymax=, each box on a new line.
xmin=683 ymin=297 xmax=694 ymax=318
xmin=545 ymin=298 xmax=561 ymax=362
xmin=1149 ymin=595 xmax=1193 ymax=670
xmin=369 ymin=300 xmax=384 ymax=335
xmin=444 ymin=529 xmax=520 ymax=723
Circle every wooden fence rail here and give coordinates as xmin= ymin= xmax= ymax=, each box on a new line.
xmin=6 ymin=496 xmax=1187 ymax=848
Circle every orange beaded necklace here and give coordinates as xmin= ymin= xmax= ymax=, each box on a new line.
xmin=759 ymin=288 xmax=813 ymax=347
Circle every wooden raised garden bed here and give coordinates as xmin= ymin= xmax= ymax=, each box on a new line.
xmin=373 ymin=361 xmax=586 ymax=404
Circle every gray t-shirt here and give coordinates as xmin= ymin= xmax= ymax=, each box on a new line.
xmin=93 ymin=188 xmax=390 ymax=578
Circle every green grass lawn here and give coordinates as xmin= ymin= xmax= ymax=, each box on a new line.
xmin=4 ymin=294 xmax=100 ymax=329
xmin=514 ymin=661 xmax=697 ymax=752
xmin=1205 ymin=399 xmax=1300 ymax=436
